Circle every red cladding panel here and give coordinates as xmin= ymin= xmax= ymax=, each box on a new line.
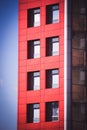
xmin=18 ymin=0 xmax=64 ymax=129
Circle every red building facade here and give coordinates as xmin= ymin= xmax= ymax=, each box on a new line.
xmin=18 ymin=0 xmax=64 ymax=130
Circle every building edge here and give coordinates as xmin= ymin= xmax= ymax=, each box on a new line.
xmin=64 ymin=0 xmax=72 ymax=130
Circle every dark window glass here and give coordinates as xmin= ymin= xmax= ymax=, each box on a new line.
xmin=27 ymin=8 xmax=40 ymax=27
xmin=27 ymin=71 xmax=40 ymax=90
xmin=46 ymin=69 xmax=59 ymax=88
xmin=27 ymin=103 xmax=40 ymax=123
xmin=46 ymin=37 xmax=59 ymax=56
xmin=72 ymin=68 xmax=85 ymax=85
xmin=45 ymin=101 xmax=59 ymax=122
xmin=27 ymin=40 xmax=40 ymax=59
xmin=46 ymin=4 xmax=59 ymax=24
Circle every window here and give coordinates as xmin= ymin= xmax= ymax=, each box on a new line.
xmin=27 ymin=103 xmax=40 ymax=123
xmin=46 ymin=69 xmax=59 ymax=88
xmin=27 ymin=71 xmax=40 ymax=90
xmin=72 ymin=68 xmax=85 ymax=85
xmin=80 ymin=8 xmax=86 ymax=14
xmin=27 ymin=8 xmax=40 ymax=27
xmin=46 ymin=37 xmax=59 ymax=56
xmin=72 ymin=103 xmax=86 ymax=122
xmin=80 ymin=70 xmax=85 ymax=81
xmin=80 ymin=38 xmax=85 ymax=49
xmin=46 ymin=101 xmax=59 ymax=122
xmin=27 ymin=40 xmax=40 ymax=59
xmin=46 ymin=4 xmax=59 ymax=24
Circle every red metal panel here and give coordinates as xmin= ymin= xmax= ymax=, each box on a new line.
xmin=18 ymin=0 xmax=64 ymax=129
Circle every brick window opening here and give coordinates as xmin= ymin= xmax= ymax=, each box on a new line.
xmin=27 ymin=103 xmax=40 ymax=123
xmin=27 ymin=7 xmax=40 ymax=27
xmin=45 ymin=101 xmax=59 ymax=122
xmin=46 ymin=37 xmax=59 ymax=56
xmin=27 ymin=71 xmax=40 ymax=90
xmin=27 ymin=40 xmax=40 ymax=59
xmin=46 ymin=69 xmax=59 ymax=88
xmin=46 ymin=4 xmax=59 ymax=24
xmin=72 ymin=68 xmax=85 ymax=85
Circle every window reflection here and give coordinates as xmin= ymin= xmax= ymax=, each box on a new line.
xmin=27 ymin=71 xmax=40 ymax=90
xmin=27 ymin=103 xmax=40 ymax=123
xmin=46 ymin=4 xmax=59 ymax=24
xmin=53 ymin=10 xmax=59 ymax=23
xmin=34 ymin=76 xmax=40 ymax=90
xmin=46 ymin=69 xmax=59 ymax=88
xmin=34 ymin=43 xmax=40 ymax=58
xmin=72 ymin=68 xmax=85 ymax=85
xmin=46 ymin=101 xmax=59 ymax=122
xmin=34 ymin=13 xmax=40 ymax=27
xmin=52 ymin=74 xmax=58 ymax=88
xmin=52 ymin=40 xmax=59 ymax=55
xmin=27 ymin=40 xmax=40 ymax=59
xmin=33 ymin=104 xmax=40 ymax=122
xmin=52 ymin=102 xmax=58 ymax=121
xmin=28 ymin=8 xmax=40 ymax=27
xmin=46 ymin=37 xmax=59 ymax=56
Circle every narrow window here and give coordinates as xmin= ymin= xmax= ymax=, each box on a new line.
xmin=80 ymin=70 xmax=85 ymax=81
xmin=52 ymin=5 xmax=59 ymax=23
xmin=27 ymin=8 xmax=40 ymax=27
xmin=27 ymin=40 xmax=40 ymax=59
xmin=46 ymin=4 xmax=59 ymax=24
xmin=80 ymin=38 xmax=85 ymax=49
xmin=46 ymin=69 xmax=59 ymax=88
xmin=27 ymin=71 xmax=40 ymax=90
xmin=46 ymin=101 xmax=59 ymax=122
xmin=46 ymin=37 xmax=59 ymax=56
xmin=27 ymin=103 xmax=40 ymax=123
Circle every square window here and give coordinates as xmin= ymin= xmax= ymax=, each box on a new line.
xmin=27 ymin=103 xmax=40 ymax=123
xmin=27 ymin=8 xmax=40 ymax=27
xmin=45 ymin=101 xmax=59 ymax=122
xmin=80 ymin=8 xmax=86 ymax=14
xmin=46 ymin=69 xmax=59 ymax=88
xmin=46 ymin=4 xmax=59 ymax=24
xmin=27 ymin=71 xmax=40 ymax=90
xmin=46 ymin=37 xmax=59 ymax=56
xmin=27 ymin=40 xmax=40 ymax=59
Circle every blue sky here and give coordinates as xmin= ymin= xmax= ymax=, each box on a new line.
xmin=0 ymin=0 xmax=18 ymax=130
